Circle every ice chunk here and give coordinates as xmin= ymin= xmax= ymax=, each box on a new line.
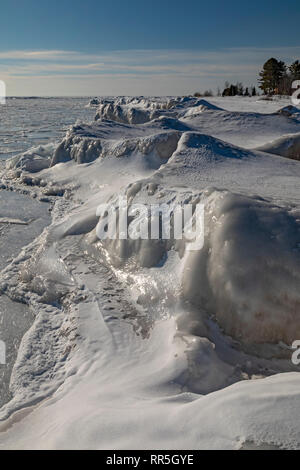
xmin=182 ymin=190 xmax=300 ymax=346
xmin=6 ymin=144 xmax=54 ymax=173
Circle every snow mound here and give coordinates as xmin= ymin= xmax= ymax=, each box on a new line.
xmin=87 ymin=98 xmax=100 ymax=107
xmin=148 ymin=131 xmax=300 ymax=205
xmin=5 ymin=144 xmax=54 ymax=173
xmin=94 ymin=102 xmax=168 ymax=124
xmin=51 ymin=121 xmax=181 ymax=167
xmin=20 ymin=244 xmax=75 ymax=302
xmin=150 ymin=116 xmax=191 ymax=132
xmin=182 ymin=189 xmax=300 ymax=347
xmin=170 ymin=132 xmax=252 ymax=163
xmin=90 ymin=96 xmax=300 ymax=151
xmin=182 ymin=104 xmax=300 ymax=148
xmin=181 ymin=100 xmax=223 ymax=118
xmin=94 ymin=96 xmax=221 ymax=125
xmin=276 ymin=105 xmax=300 ymax=119
xmin=91 ymin=178 xmax=300 ymax=348
xmin=256 ymin=132 xmax=300 ymax=161
xmin=90 ymin=181 xmax=197 ymax=268
xmin=93 ymin=96 xmax=172 ymax=124
xmin=166 ymin=96 xmax=223 ymax=112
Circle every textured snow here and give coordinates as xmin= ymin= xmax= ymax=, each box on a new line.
xmin=0 ymin=96 xmax=300 ymax=449
xmin=6 ymin=143 xmax=55 ymax=173
xmin=256 ymin=132 xmax=300 ymax=160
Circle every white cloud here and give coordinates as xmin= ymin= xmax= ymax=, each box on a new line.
xmin=1 ymin=46 xmax=299 ymax=95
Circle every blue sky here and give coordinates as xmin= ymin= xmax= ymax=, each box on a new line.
xmin=1 ymin=0 xmax=299 ymax=95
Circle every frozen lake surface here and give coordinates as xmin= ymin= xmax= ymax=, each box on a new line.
xmin=0 ymin=97 xmax=95 ymax=160
xmin=0 ymin=190 xmax=51 ymax=407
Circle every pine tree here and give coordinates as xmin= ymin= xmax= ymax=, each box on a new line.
xmin=237 ymin=82 xmax=244 ymax=95
xmin=222 ymin=82 xmax=247 ymax=97
xmin=259 ymin=58 xmax=286 ymax=95
xmin=251 ymin=86 xmax=257 ymax=96
xmin=278 ymin=73 xmax=293 ymax=95
xmin=230 ymin=84 xmax=238 ymax=96
xmin=289 ymin=60 xmax=300 ymax=80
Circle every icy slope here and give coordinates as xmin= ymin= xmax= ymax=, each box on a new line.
xmin=94 ymin=96 xmax=195 ymax=124
xmin=89 ymin=134 xmax=300 ymax=347
xmin=94 ymin=96 xmax=300 ymax=148
xmin=51 ymin=120 xmax=182 ymax=166
xmin=1 ymin=313 xmax=300 ymax=449
xmin=181 ymin=106 xmax=300 ymax=148
xmin=256 ymin=132 xmax=300 ymax=161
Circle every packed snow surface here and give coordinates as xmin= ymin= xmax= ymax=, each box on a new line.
xmin=0 ymin=95 xmax=300 ymax=449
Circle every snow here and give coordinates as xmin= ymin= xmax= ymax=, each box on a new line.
xmin=0 ymin=191 xmax=51 ymax=409
xmin=6 ymin=143 xmax=55 ymax=173
xmin=0 ymin=95 xmax=300 ymax=449
xmin=181 ymin=189 xmax=300 ymax=347
xmin=256 ymin=132 xmax=300 ymax=160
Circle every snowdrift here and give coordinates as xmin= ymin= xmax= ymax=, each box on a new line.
xmin=276 ymin=105 xmax=300 ymax=120
xmin=94 ymin=96 xmax=174 ymax=124
xmin=92 ymin=178 xmax=300 ymax=346
xmin=181 ymin=102 xmax=300 ymax=148
xmin=6 ymin=144 xmax=54 ymax=173
xmin=182 ymin=189 xmax=300 ymax=346
xmin=256 ymin=132 xmax=300 ymax=161
xmin=51 ymin=120 xmax=181 ymax=167
xmin=94 ymin=96 xmax=223 ymax=125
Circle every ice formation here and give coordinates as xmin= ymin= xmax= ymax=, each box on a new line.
xmin=6 ymin=144 xmax=55 ymax=173
xmin=0 ymin=95 xmax=300 ymax=449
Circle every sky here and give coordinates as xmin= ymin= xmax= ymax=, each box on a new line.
xmin=0 ymin=0 xmax=299 ymax=96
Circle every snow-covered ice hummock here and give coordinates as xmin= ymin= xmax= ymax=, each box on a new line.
xmin=0 ymin=95 xmax=300 ymax=449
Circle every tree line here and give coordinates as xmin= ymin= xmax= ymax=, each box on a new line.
xmin=193 ymin=58 xmax=300 ymax=98
xmin=194 ymin=84 xmax=257 ymax=98
xmin=258 ymin=58 xmax=300 ymax=95
xmin=221 ymin=83 xmax=257 ymax=97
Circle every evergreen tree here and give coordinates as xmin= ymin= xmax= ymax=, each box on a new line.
xmin=237 ymin=82 xmax=244 ymax=95
xmin=230 ymin=84 xmax=238 ymax=96
xmin=222 ymin=83 xmax=243 ymax=97
xmin=278 ymin=73 xmax=293 ymax=95
xmin=259 ymin=58 xmax=286 ymax=95
xmin=289 ymin=60 xmax=300 ymax=80
xmin=251 ymin=86 xmax=257 ymax=96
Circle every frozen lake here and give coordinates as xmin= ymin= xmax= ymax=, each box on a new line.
xmin=0 ymin=97 xmax=95 ymax=160
xmin=0 ymin=97 xmax=94 ymax=408
xmin=0 ymin=190 xmax=51 ymax=407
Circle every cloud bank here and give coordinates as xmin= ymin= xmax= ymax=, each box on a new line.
xmin=1 ymin=47 xmax=299 ymax=96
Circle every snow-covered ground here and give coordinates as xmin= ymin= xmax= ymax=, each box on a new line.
xmin=0 ymin=97 xmax=95 ymax=160
xmin=0 ymin=95 xmax=300 ymax=449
